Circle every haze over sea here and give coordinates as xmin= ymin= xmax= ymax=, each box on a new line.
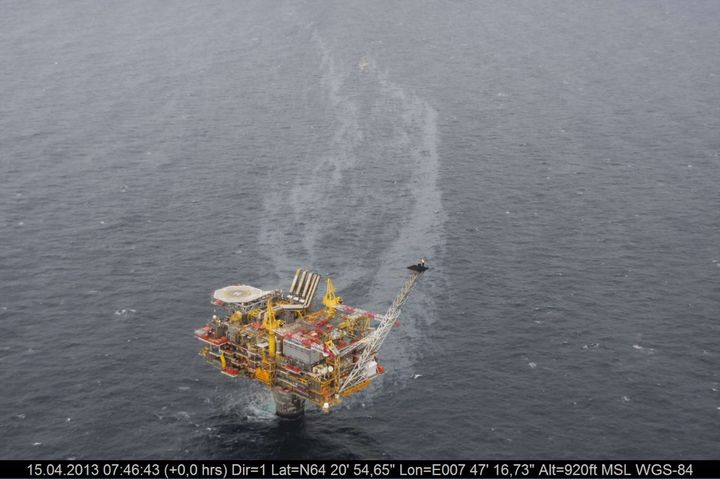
xmin=1 ymin=1 xmax=718 ymax=459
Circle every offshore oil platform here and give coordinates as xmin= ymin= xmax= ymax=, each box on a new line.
xmin=194 ymin=259 xmax=428 ymax=418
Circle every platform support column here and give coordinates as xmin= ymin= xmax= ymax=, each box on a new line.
xmin=272 ymin=390 xmax=305 ymax=419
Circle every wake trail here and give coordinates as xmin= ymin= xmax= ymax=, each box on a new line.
xmin=256 ymin=28 xmax=446 ymax=400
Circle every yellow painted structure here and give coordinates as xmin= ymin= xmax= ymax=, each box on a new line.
xmin=194 ymin=262 xmax=427 ymax=414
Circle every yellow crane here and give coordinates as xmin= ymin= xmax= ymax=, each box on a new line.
xmin=322 ymin=277 xmax=342 ymax=314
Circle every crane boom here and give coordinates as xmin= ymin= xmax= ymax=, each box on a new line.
xmin=339 ymin=260 xmax=428 ymax=393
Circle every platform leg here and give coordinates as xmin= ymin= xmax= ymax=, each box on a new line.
xmin=272 ymin=390 xmax=305 ymax=419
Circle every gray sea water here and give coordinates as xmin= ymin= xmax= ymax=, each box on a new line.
xmin=1 ymin=1 xmax=719 ymax=460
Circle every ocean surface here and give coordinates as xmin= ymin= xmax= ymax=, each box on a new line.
xmin=1 ymin=1 xmax=718 ymax=459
